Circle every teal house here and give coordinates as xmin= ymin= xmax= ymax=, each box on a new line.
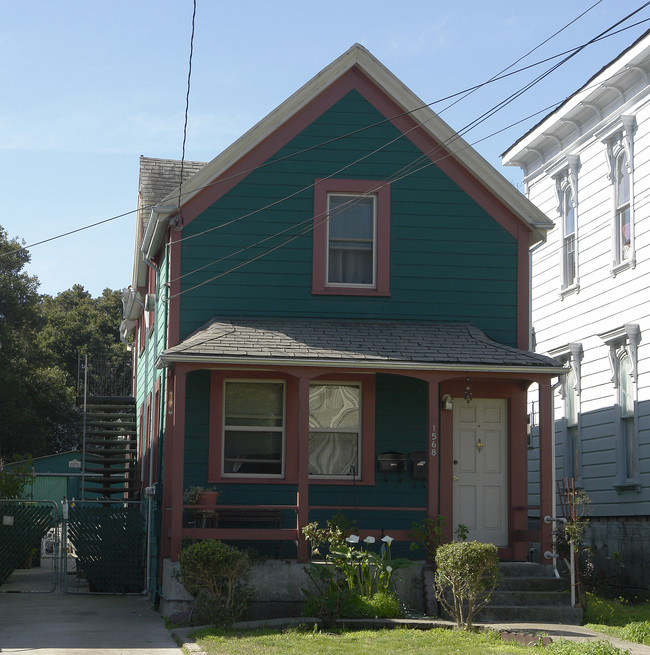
xmin=122 ymin=45 xmax=564 ymax=591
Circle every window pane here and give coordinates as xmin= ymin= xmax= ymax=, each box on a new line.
xmin=223 ymin=430 xmax=282 ymax=474
xmin=624 ymin=417 xmax=635 ymax=479
xmin=564 ymin=188 xmax=575 ymax=236
xmin=568 ymin=425 xmax=579 ymax=480
xmin=308 ymin=432 xmax=359 ymax=476
xmin=619 ymin=355 xmax=634 ymax=416
xmin=566 ymin=369 xmax=578 ymax=425
xmin=225 ymin=382 xmax=283 ymax=427
xmin=309 ymin=384 xmax=360 ymax=429
xmin=616 ymin=154 xmax=630 ymax=206
xmin=327 ymin=194 xmax=374 ymax=285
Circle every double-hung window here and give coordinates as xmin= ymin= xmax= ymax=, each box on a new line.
xmin=599 ymin=324 xmax=641 ymax=489
xmin=600 ymin=115 xmax=636 ymax=273
xmin=327 ymin=194 xmax=375 ymax=286
xmin=308 ymin=383 xmax=361 ymax=478
xmin=552 ymin=155 xmax=580 ymax=294
xmin=222 ymin=380 xmax=285 ymax=477
xmin=614 ymin=151 xmax=631 ymax=265
xmin=550 ymin=342 xmax=582 ymax=482
xmin=312 ymin=179 xmax=390 ymax=296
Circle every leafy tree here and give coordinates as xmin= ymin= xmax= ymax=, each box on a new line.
xmin=0 ymin=226 xmax=130 ymax=460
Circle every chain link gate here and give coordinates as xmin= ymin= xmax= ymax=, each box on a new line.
xmin=0 ymin=498 xmax=148 ymax=594
xmin=0 ymin=500 xmax=60 ymax=593
xmin=61 ymin=499 xmax=148 ymax=594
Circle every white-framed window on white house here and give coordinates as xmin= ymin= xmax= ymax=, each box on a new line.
xmin=552 ymin=155 xmax=580 ymax=295
xmin=309 ymin=382 xmax=361 ymax=478
xmin=599 ymin=323 xmax=641 ymax=490
xmin=550 ymin=342 xmax=582 ymax=482
xmin=222 ymin=380 xmax=285 ymax=477
xmin=600 ymin=115 xmax=636 ymax=273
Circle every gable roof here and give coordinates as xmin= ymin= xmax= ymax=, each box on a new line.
xmin=135 ymin=44 xmax=554 ymax=287
xmin=157 ymin=317 xmax=563 ymax=374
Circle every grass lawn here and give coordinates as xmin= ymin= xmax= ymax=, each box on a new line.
xmin=584 ymin=592 xmax=650 ymax=645
xmin=191 ymin=625 xmax=626 ymax=655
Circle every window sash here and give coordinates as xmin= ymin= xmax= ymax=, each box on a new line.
xmin=326 ymin=194 xmax=376 ymax=287
xmin=615 ymin=153 xmax=632 ymax=263
xmin=308 ymin=383 xmax=361 ymax=477
xmin=223 ymin=381 xmax=285 ymax=477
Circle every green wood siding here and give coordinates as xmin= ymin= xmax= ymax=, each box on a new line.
xmin=179 ymin=90 xmax=518 ymax=346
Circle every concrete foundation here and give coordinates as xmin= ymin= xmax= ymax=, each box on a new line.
xmin=159 ymin=557 xmax=427 ymax=621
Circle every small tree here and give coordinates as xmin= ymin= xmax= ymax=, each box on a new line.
xmin=178 ymin=540 xmax=251 ymax=626
xmin=435 ymin=541 xmax=500 ymax=630
xmin=0 ymin=457 xmax=34 ymax=498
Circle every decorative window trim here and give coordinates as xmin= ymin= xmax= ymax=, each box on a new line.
xmin=599 ymin=324 xmax=641 ymax=489
xmin=312 ymin=178 xmax=390 ymax=296
xmin=551 ymin=155 xmax=580 ymax=296
xmin=550 ymin=342 xmax=583 ymax=481
xmin=599 ymin=324 xmax=640 ymax=385
xmin=600 ymin=115 xmax=636 ymax=274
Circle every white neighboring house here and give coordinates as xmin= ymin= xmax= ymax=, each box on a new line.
xmin=503 ymin=31 xmax=650 ymax=588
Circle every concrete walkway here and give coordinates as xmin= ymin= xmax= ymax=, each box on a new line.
xmin=0 ymin=591 xmax=183 ymax=655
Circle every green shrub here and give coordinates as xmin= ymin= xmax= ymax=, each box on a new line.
xmin=434 ymin=541 xmax=500 ymax=630
xmin=178 ymin=539 xmax=250 ymax=626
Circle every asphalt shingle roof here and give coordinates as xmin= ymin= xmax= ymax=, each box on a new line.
xmin=158 ymin=318 xmax=563 ymax=371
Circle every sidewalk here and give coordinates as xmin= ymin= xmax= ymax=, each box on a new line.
xmin=0 ymin=591 xmax=183 ymax=655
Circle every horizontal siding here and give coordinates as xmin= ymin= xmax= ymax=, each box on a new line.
xmin=178 ymin=89 xmax=519 ymax=347
xmin=525 ymin=90 xmax=650 ymax=519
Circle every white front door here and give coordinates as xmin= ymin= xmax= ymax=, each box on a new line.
xmin=452 ymin=398 xmax=508 ymax=546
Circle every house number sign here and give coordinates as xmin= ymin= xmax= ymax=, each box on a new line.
xmin=431 ymin=426 xmax=437 ymax=458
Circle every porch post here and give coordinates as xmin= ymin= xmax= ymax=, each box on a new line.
xmin=539 ymin=379 xmax=554 ymax=563
xmin=296 ymin=375 xmax=310 ymax=562
xmin=427 ymin=380 xmax=440 ymax=525
xmin=168 ymin=368 xmax=187 ymax=561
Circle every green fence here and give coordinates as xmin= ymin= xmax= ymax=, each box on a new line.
xmin=64 ymin=501 xmax=146 ymax=593
xmin=0 ymin=500 xmax=58 ymax=590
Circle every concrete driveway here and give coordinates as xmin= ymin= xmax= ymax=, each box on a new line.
xmin=0 ymin=591 xmax=183 ymax=655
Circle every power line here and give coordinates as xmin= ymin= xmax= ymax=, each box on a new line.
xmin=170 ymin=12 xmax=650 ymax=296
xmin=2 ymin=12 xmax=649 ymax=263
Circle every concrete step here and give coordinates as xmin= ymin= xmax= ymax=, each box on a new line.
xmin=476 ymin=604 xmax=584 ymax=624
xmin=489 ymin=590 xmax=572 ymax=607
xmin=496 ymin=576 xmax=565 ymax=592
xmin=498 ymin=562 xmax=556 ymax=578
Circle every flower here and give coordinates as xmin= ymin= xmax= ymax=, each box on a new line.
xmin=381 ymin=535 xmax=394 ymax=544
xmin=345 ymin=535 xmax=360 ymax=543
xmin=364 ymin=536 xmax=375 ymax=544
xmin=386 ymin=566 xmax=393 ymax=573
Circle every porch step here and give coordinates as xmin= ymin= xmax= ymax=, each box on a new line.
xmin=476 ymin=562 xmax=583 ymax=625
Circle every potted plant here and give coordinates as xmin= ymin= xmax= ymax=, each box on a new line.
xmin=183 ymin=486 xmax=219 ymax=506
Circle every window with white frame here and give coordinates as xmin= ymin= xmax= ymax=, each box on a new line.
xmin=327 ymin=194 xmax=375 ymax=286
xmin=614 ymin=150 xmax=631 ymax=265
xmin=222 ymin=380 xmax=285 ymax=476
xmin=550 ymin=342 xmax=582 ymax=482
xmin=601 ymin=115 xmax=636 ymax=272
xmin=599 ymin=324 xmax=640 ymax=488
xmin=552 ymin=155 xmax=580 ymax=293
xmin=308 ymin=383 xmax=361 ymax=477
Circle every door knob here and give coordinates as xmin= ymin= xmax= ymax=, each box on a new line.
xmin=453 ymin=476 xmax=459 ymax=482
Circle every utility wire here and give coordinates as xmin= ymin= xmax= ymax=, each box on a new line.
xmin=2 ymin=13 xmax=648 ymax=262
xmin=176 ymin=0 xmax=197 ymax=227
xmin=170 ymin=10 xmax=650 ymax=296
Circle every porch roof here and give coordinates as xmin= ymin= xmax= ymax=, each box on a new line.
xmin=157 ymin=318 xmax=564 ymax=374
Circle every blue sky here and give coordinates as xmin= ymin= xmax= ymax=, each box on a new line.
xmin=2 ymin=1 xmax=649 ymax=297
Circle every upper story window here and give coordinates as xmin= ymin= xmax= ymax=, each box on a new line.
xmin=552 ymin=155 xmax=580 ymax=295
xmin=600 ymin=115 xmax=636 ymax=274
xmin=599 ymin=323 xmax=641 ymax=490
xmin=614 ymin=151 xmax=631 ymax=265
xmin=222 ymin=380 xmax=285 ymax=477
xmin=327 ymin=194 xmax=375 ymax=286
xmin=312 ymin=179 xmax=390 ymax=296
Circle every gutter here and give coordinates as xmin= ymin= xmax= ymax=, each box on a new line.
xmin=155 ymin=353 xmax=566 ymax=376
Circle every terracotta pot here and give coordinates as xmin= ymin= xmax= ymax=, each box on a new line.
xmin=198 ymin=490 xmax=219 ymax=506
